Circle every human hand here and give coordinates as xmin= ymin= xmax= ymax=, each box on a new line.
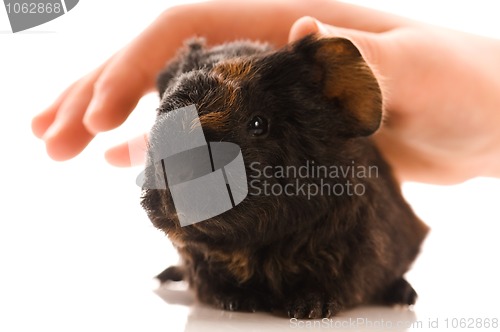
xmin=289 ymin=15 xmax=500 ymax=184
xmin=32 ymin=0 xmax=500 ymax=184
xmin=32 ymin=0 xmax=411 ymax=163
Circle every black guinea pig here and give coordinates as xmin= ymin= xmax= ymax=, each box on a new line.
xmin=141 ymin=35 xmax=429 ymax=319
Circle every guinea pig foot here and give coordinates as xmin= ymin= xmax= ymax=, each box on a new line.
xmin=285 ymin=291 xmax=342 ymax=319
xmin=382 ymin=278 xmax=418 ymax=305
xmin=210 ymin=290 xmax=271 ymax=313
xmin=155 ymin=265 xmax=185 ymax=283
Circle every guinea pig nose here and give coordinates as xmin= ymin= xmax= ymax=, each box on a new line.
xmin=137 ymin=104 xmax=249 ymax=227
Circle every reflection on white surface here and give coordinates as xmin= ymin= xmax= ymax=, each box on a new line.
xmin=155 ymin=281 xmax=418 ymax=332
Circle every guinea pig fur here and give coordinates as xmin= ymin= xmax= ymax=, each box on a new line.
xmin=141 ymin=35 xmax=429 ymax=319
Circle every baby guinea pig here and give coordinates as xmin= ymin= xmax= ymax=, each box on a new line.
xmin=141 ymin=35 xmax=429 ymax=319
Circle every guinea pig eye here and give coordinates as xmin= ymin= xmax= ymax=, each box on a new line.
xmin=247 ymin=115 xmax=269 ymax=137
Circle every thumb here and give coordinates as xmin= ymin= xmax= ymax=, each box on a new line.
xmin=289 ymin=16 xmax=401 ymax=90
xmin=105 ymin=133 xmax=149 ymax=167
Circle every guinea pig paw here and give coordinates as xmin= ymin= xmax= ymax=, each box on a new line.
xmin=213 ymin=292 xmax=269 ymax=313
xmin=155 ymin=265 xmax=185 ymax=283
xmin=285 ymin=292 xmax=341 ymax=319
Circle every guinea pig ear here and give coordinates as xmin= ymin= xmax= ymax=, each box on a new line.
xmin=156 ymin=38 xmax=207 ymax=97
xmin=296 ymin=35 xmax=383 ymax=137
xmin=156 ymin=58 xmax=182 ymax=97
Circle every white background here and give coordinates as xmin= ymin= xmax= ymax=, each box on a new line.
xmin=0 ymin=1 xmax=499 ymax=331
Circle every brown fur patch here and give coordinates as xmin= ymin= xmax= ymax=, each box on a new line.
xmin=211 ymin=60 xmax=255 ymax=111
xmin=212 ymin=60 xmax=254 ymax=81
xmin=207 ymin=249 xmax=254 ymax=283
xmin=199 ymin=109 xmax=231 ymax=128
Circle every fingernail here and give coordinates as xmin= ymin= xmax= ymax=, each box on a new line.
xmin=127 ymin=134 xmax=148 ymax=166
xmin=314 ymin=19 xmax=330 ymax=35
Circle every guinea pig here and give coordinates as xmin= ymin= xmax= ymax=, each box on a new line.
xmin=140 ymin=35 xmax=429 ymax=319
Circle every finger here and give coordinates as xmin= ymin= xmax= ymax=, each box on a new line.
xmin=310 ymin=1 xmax=414 ymax=33
xmin=42 ymin=79 xmax=96 ymax=161
xmin=82 ymin=54 xmax=156 ymax=134
xmin=32 ymin=58 xmax=111 ymax=139
xmin=288 ymin=16 xmax=319 ymax=43
xmin=290 ymin=17 xmax=384 ymax=66
xmin=196 ymin=1 xmax=410 ymax=45
xmin=105 ymin=133 xmax=149 ymax=167
xmin=32 ymin=80 xmax=79 ymax=138
xmin=82 ymin=9 xmax=191 ymax=134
